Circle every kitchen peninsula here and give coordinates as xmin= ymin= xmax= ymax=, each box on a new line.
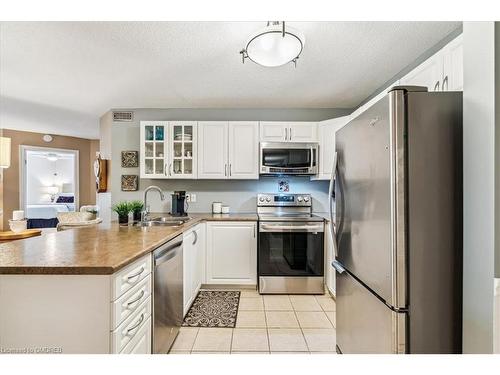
xmin=0 ymin=213 xmax=258 ymax=354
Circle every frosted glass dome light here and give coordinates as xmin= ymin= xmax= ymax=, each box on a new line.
xmin=240 ymin=22 xmax=305 ymax=67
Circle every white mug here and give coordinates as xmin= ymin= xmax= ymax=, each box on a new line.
xmin=212 ymin=202 xmax=222 ymax=214
xmin=221 ymin=206 xmax=230 ymax=214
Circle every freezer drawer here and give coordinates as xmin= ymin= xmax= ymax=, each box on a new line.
xmin=336 ymin=268 xmax=406 ymax=354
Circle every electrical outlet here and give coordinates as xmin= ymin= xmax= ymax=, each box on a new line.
xmin=190 ymin=194 xmax=197 ymax=202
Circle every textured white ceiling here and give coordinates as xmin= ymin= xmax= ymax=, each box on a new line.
xmin=0 ymin=21 xmax=460 ymax=139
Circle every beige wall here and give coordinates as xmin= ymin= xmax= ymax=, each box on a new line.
xmin=1 ymin=129 xmax=98 ymax=228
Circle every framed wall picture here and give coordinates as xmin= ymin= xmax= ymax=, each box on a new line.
xmin=121 ymin=151 xmax=139 ymax=168
xmin=121 ymin=175 xmax=139 ymax=191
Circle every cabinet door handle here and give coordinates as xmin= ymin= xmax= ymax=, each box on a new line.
xmin=126 ymin=290 xmax=145 ymax=307
xmin=253 ymin=224 xmax=256 ymax=238
xmin=126 ymin=267 xmax=145 ymax=282
xmin=289 ymin=127 xmax=292 ymax=141
xmin=434 ymin=80 xmax=440 ymax=91
xmin=229 ymin=164 xmax=232 ymax=177
xmin=285 ymin=127 xmax=288 ymax=141
xmin=224 ymin=164 xmax=227 ymax=177
xmin=192 ymin=230 xmax=198 ymax=245
xmin=126 ymin=313 xmax=144 ymax=334
xmin=442 ymin=75 xmax=448 ymax=91
xmin=168 ymin=163 xmax=172 ymax=176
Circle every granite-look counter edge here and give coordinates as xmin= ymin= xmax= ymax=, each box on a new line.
xmin=0 ymin=213 xmax=258 ymax=275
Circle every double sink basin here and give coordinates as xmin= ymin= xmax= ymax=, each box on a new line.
xmin=135 ymin=216 xmax=191 ymax=228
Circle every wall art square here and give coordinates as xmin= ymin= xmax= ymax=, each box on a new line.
xmin=278 ymin=179 xmax=290 ymax=192
xmin=121 ymin=175 xmax=139 ymax=191
xmin=121 ymin=151 xmax=139 ymax=168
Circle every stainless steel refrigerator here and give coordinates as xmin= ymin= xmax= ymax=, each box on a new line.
xmin=329 ymin=86 xmax=463 ymax=354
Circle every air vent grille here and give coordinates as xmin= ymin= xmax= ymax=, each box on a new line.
xmin=112 ymin=111 xmax=134 ymax=122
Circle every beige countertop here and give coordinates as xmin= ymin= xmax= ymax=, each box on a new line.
xmin=0 ymin=213 xmax=258 ymax=275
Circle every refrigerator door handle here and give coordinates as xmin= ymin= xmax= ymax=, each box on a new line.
xmin=331 ymin=260 xmax=346 ymax=274
xmin=328 ymin=152 xmax=338 ymax=257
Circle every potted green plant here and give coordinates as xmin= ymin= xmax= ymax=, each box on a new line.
xmin=129 ymin=200 xmax=144 ymax=222
xmin=112 ymin=201 xmax=131 ymax=224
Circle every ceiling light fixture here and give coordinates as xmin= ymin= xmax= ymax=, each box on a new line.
xmin=240 ymin=21 xmax=305 ymax=68
xmin=46 ymin=153 xmax=58 ymax=162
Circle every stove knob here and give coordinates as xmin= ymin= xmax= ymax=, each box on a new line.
xmin=265 ymin=196 xmax=272 ymax=203
xmin=297 ymin=196 xmax=304 ymax=202
xmin=259 ymin=196 xmax=265 ymax=202
xmin=303 ymin=196 xmax=310 ymax=202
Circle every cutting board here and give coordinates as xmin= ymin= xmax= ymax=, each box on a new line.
xmin=0 ymin=229 xmax=42 ymax=241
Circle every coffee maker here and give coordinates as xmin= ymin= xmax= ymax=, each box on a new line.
xmin=171 ymin=191 xmax=188 ymax=216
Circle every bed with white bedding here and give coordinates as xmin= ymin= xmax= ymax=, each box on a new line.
xmin=26 ymin=204 xmax=75 ymax=219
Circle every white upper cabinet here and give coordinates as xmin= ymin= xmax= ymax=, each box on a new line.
xmin=400 ymin=52 xmax=444 ymax=91
xmin=313 ymin=116 xmax=350 ymax=180
xmin=140 ymin=121 xmax=169 ymax=179
xmin=260 ymin=122 xmax=317 ymax=143
xmin=259 ymin=122 xmax=287 ymax=142
xmin=400 ymin=34 xmax=463 ymax=92
xmin=198 ymin=121 xmax=259 ymax=180
xmin=197 ymin=121 xmax=229 ymax=179
xmin=169 ymin=121 xmax=197 ymax=179
xmin=442 ymin=34 xmax=463 ymax=91
xmin=288 ymin=122 xmax=318 ymax=142
xmin=140 ymin=121 xmax=198 ymax=179
xmin=228 ymin=121 xmax=259 ymax=179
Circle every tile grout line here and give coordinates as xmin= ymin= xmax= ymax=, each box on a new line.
xmin=264 ymin=299 xmax=271 ymax=353
xmin=292 ymin=302 xmax=311 ymax=354
xmin=188 ymin=327 xmax=200 ymax=354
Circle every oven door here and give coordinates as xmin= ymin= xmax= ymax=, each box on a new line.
xmin=260 ymin=142 xmax=317 ymax=175
xmin=258 ymin=221 xmax=324 ymax=277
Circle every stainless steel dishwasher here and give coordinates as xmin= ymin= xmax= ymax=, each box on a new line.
xmin=152 ymin=234 xmax=183 ymax=354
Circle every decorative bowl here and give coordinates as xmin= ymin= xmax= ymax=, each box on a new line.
xmin=9 ymin=219 xmax=27 ymax=233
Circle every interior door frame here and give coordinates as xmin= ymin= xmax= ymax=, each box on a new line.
xmin=19 ymin=145 xmax=80 ymax=213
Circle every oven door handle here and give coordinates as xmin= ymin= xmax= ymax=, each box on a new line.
xmin=259 ymin=223 xmax=324 ymax=233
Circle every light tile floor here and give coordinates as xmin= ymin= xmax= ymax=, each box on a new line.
xmin=170 ymin=288 xmax=336 ymax=354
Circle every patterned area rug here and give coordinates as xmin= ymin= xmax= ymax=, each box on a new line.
xmin=182 ymin=290 xmax=240 ymax=328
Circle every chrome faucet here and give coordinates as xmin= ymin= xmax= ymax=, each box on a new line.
xmin=142 ymin=185 xmax=165 ymax=222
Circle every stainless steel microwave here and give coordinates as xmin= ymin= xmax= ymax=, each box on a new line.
xmin=260 ymin=142 xmax=318 ymax=176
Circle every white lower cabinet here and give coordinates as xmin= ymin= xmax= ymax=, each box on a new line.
xmin=0 ymin=253 xmax=153 ymax=354
xmin=183 ymin=223 xmax=206 ymax=316
xmin=205 ymin=221 xmax=257 ymax=285
xmin=120 ymin=316 xmax=152 ymax=354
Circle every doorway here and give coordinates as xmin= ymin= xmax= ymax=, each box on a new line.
xmin=20 ymin=145 xmax=79 ymax=228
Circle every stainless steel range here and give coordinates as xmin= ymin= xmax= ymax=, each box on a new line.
xmin=257 ymin=193 xmax=325 ymax=294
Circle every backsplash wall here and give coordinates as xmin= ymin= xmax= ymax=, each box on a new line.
xmin=112 ymin=177 xmax=330 ymax=214
xmin=105 ymin=108 xmax=342 ymax=218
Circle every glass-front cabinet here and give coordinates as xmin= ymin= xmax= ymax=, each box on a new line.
xmin=140 ymin=121 xmax=197 ymax=179
xmin=169 ymin=121 xmax=197 ymax=179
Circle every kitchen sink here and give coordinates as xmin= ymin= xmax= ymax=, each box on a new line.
xmin=134 ymin=216 xmax=191 ymax=227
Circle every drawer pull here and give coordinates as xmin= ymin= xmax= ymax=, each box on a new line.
xmin=126 ymin=290 xmax=145 ymax=308
xmin=126 ymin=267 xmax=145 ymax=282
xmin=126 ymin=313 xmax=144 ymax=335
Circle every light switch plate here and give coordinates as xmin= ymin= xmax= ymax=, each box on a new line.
xmin=190 ymin=194 xmax=197 ymax=202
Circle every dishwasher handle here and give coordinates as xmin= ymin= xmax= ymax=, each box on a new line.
xmin=154 ymin=237 xmax=183 ymax=266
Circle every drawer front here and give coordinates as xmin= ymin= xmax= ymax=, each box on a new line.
xmin=111 ymin=295 xmax=152 ymax=353
xmin=120 ymin=316 xmax=152 ymax=354
xmin=112 ymin=254 xmax=152 ymax=300
xmin=111 ymin=274 xmax=152 ymax=329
